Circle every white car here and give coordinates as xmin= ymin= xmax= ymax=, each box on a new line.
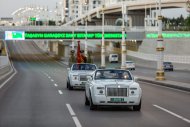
xmin=67 ymin=63 xmax=97 ymax=90
xmin=109 ymin=54 xmax=118 ymax=63
xmin=126 ymin=61 xmax=135 ymax=70
xmin=85 ymin=69 xmax=142 ymax=111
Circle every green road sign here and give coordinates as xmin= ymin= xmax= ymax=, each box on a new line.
xmin=25 ymin=32 xmax=128 ymax=39
xmin=146 ymin=33 xmax=190 ymax=39
xmin=5 ymin=31 xmax=25 ymax=40
xmin=29 ymin=17 xmax=36 ymax=21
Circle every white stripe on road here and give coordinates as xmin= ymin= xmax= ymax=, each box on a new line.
xmin=54 ymin=83 xmax=58 ymax=87
xmin=153 ymin=104 xmax=190 ymax=124
xmin=72 ymin=116 xmax=82 ymax=127
xmin=58 ymin=90 xmax=63 ymax=95
xmin=51 ymin=79 xmax=54 ymax=82
xmin=48 ymin=76 xmax=51 ymax=79
xmin=0 ymin=66 xmax=17 ymax=89
xmin=66 ymin=104 xmax=76 ymax=116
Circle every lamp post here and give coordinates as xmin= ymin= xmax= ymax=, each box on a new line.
xmin=101 ymin=0 xmax=105 ymax=68
xmin=84 ymin=2 xmax=88 ymax=57
xmin=156 ymin=0 xmax=165 ymax=80
xmin=121 ymin=1 xmax=127 ymax=69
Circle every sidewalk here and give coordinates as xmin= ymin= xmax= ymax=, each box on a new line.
xmin=60 ymin=60 xmax=190 ymax=92
xmin=137 ymin=75 xmax=190 ymax=92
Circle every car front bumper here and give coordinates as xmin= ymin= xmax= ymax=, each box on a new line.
xmin=92 ymin=95 xmax=141 ymax=106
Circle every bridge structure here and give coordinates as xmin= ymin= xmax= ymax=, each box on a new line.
xmin=0 ymin=0 xmax=189 ymax=65
xmin=64 ymin=0 xmax=187 ymax=27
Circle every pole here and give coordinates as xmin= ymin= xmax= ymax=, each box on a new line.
xmin=101 ymin=0 xmax=105 ymax=68
xmin=85 ymin=18 xmax=88 ymax=57
xmin=84 ymin=3 xmax=88 ymax=57
xmin=121 ymin=2 xmax=127 ymax=69
xmin=72 ymin=23 xmax=75 ymax=51
xmin=156 ymin=0 xmax=165 ymax=80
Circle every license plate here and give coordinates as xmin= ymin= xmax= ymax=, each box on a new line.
xmin=81 ymin=82 xmax=86 ymax=85
xmin=110 ymin=98 xmax=124 ymax=102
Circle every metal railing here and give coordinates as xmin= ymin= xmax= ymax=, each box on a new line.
xmin=0 ymin=26 xmax=147 ymax=32
xmin=127 ymin=50 xmax=190 ymax=64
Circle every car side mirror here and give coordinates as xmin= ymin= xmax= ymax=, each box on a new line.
xmin=87 ymin=76 xmax=93 ymax=81
xmin=134 ymin=77 xmax=138 ymax=82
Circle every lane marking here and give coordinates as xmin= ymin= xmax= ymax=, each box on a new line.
xmin=51 ymin=79 xmax=54 ymax=82
xmin=140 ymin=81 xmax=190 ymax=94
xmin=58 ymin=90 xmax=63 ymax=95
xmin=0 ymin=62 xmax=17 ymax=89
xmin=66 ymin=104 xmax=76 ymax=116
xmin=48 ymin=76 xmax=51 ymax=79
xmin=153 ymin=104 xmax=190 ymax=124
xmin=72 ymin=116 xmax=82 ymax=127
xmin=54 ymin=83 xmax=58 ymax=87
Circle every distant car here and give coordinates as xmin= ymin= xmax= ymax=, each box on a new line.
xmin=126 ymin=61 xmax=135 ymax=70
xmin=109 ymin=54 xmax=118 ymax=63
xmin=85 ymin=69 xmax=142 ymax=111
xmin=163 ymin=62 xmax=173 ymax=71
xmin=67 ymin=63 xmax=97 ymax=90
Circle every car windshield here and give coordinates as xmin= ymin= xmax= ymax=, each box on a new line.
xmin=95 ymin=70 xmax=132 ymax=80
xmin=111 ymin=55 xmax=118 ymax=57
xmin=72 ymin=64 xmax=96 ymax=71
xmin=126 ymin=61 xmax=133 ymax=64
xmin=164 ymin=62 xmax=172 ymax=65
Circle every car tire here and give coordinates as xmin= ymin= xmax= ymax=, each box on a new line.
xmin=85 ymin=93 xmax=90 ymax=106
xmin=68 ymin=81 xmax=73 ymax=90
xmin=133 ymin=100 xmax=141 ymax=111
xmin=89 ymin=91 xmax=97 ymax=110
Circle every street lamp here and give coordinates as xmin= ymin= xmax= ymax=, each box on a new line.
xmin=101 ymin=0 xmax=106 ymax=68
xmin=84 ymin=2 xmax=88 ymax=57
xmin=156 ymin=0 xmax=165 ymax=80
xmin=121 ymin=1 xmax=127 ymax=69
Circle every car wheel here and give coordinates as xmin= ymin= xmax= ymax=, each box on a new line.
xmin=89 ymin=91 xmax=97 ymax=110
xmin=85 ymin=93 xmax=90 ymax=106
xmin=68 ymin=81 xmax=73 ymax=90
xmin=133 ymin=100 xmax=141 ymax=111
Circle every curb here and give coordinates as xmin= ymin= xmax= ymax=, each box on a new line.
xmin=138 ymin=77 xmax=190 ymax=92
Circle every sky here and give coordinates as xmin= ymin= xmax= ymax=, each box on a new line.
xmin=0 ymin=0 xmax=189 ymax=18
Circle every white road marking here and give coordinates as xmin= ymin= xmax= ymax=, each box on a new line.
xmin=0 ymin=62 xmax=17 ymax=89
xmin=54 ymin=83 xmax=58 ymax=87
xmin=51 ymin=79 xmax=54 ymax=82
xmin=48 ymin=76 xmax=51 ymax=79
xmin=58 ymin=90 xmax=63 ymax=95
xmin=66 ymin=104 xmax=76 ymax=116
xmin=72 ymin=116 xmax=82 ymax=127
xmin=153 ymin=104 xmax=190 ymax=124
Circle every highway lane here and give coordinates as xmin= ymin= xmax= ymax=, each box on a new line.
xmin=0 ymin=41 xmax=189 ymax=127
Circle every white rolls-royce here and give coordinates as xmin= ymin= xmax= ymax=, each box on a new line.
xmin=67 ymin=63 xmax=97 ymax=90
xmin=85 ymin=69 xmax=142 ymax=111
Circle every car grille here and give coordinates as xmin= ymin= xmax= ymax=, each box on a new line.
xmin=80 ymin=75 xmax=88 ymax=81
xmin=107 ymin=88 xmax=128 ymax=97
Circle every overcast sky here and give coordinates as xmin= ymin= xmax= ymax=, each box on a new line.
xmin=0 ymin=0 xmax=189 ymax=18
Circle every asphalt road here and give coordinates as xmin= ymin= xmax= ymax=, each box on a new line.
xmin=0 ymin=41 xmax=189 ymax=127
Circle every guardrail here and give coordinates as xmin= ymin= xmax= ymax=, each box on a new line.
xmin=0 ymin=26 xmax=153 ymax=32
xmin=127 ymin=50 xmax=190 ymax=64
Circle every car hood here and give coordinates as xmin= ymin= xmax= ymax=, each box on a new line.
xmin=94 ymin=79 xmax=134 ymax=86
xmin=70 ymin=70 xmax=95 ymax=75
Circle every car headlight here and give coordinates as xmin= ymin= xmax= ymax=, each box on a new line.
xmin=72 ymin=75 xmax=79 ymax=80
xmin=96 ymin=87 xmax=105 ymax=95
xmin=129 ymin=87 xmax=138 ymax=95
